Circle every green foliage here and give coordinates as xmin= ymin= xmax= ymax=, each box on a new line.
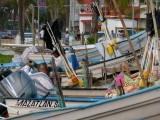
xmin=139 ymin=0 xmax=145 ymax=3
xmin=158 ymin=29 xmax=160 ymax=36
xmin=77 ymin=0 xmax=83 ymax=3
xmin=118 ymin=0 xmax=131 ymax=14
xmin=105 ymin=0 xmax=131 ymax=13
xmin=46 ymin=0 xmax=65 ymax=15
xmin=87 ymin=36 xmax=95 ymax=44
xmin=137 ymin=27 xmax=145 ymax=31
xmin=0 ymin=54 xmax=13 ymax=63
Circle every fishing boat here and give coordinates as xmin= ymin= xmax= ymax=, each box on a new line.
xmin=95 ymin=30 xmax=147 ymax=60
xmin=4 ymin=96 xmax=103 ymax=118
xmin=0 ymin=69 xmax=105 ymax=118
xmin=6 ymin=85 xmax=160 ymax=120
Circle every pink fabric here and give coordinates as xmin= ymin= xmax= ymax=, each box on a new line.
xmin=115 ymin=74 xmax=125 ymax=87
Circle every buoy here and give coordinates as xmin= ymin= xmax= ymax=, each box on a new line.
xmin=138 ymin=79 xmax=144 ymax=88
xmin=106 ymin=45 xmax=114 ymax=55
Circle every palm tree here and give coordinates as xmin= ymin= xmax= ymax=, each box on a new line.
xmin=91 ymin=0 xmax=99 ymax=43
xmin=0 ymin=0 xmax=18 ymax=30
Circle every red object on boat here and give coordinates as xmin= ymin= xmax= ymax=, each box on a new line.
xmin=71 ymin=74 xmax=78 ymax=84
xmin=78 ymin=0 xmax=93 ymax=4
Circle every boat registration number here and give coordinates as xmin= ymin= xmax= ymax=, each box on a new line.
xmin=15 ymin=99 xmax=59 ymax=108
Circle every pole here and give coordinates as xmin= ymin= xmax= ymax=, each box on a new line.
xmin=132 ymin=0 xmax=135 ymax=35
xmin=51 ymin=57 xmax=66 ymax=108
xmin=112 ymin=0 xmax=147 ymax=88
xmin=82 ymin=59 xmax=88 ymax=88
xmin=73 ymin=0 xmax=75 ymax=43
xmin=102 ymin=43 xmax=107 ymax=83
xmin=37 ymin=0 xmax=40 ymax=33
xmin=32 ymin=6 xmax=35 ymax=45
xmin=69 ymin=0 xmax=71 ymax=32
xmin=150 ymin=0 xmax=160 ymax=64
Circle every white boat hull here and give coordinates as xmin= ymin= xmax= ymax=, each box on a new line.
xmin=5 ymin=97 xmax=98 ymax=118
xmin=9 ymin=85 xmax=160 ymax=120
xmin=96 ymin=31 xmax=147 ymax=60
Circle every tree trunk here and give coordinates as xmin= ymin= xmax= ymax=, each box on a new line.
xmin=91 ymin=1 xmax=99 ymax=43
xmin=18 ymin=0 xmax=24 ymax=44
xmin=50 ymin=10 xmax=54 ymax=23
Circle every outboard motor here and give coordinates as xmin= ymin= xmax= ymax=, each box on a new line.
xmin=0 ymin=70 xmax=37 ymax=98
xmin=0 ymin=70 xmax=37 ymax=117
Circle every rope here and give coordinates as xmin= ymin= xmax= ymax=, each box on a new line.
xmin=46 ymin=23 xmax=78 ymax=79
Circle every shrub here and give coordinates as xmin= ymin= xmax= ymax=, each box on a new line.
xmin=87 ymin=36 xmax=95 ymax=44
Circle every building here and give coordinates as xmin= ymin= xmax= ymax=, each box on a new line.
xmin=77 ymin=0 xmax=147 ymax=34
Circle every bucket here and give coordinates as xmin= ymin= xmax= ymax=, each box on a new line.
xmin=71 ymin=54 xmax=80 ymax=70
xmin=37 ymin=62 xmax=48 ymax=75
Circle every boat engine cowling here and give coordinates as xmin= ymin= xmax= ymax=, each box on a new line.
xmin=0 ymin=70 xmax=37 ymax=98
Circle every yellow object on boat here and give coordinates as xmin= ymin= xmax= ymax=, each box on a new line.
xmin=106 ymin=45 xmax=114 ymax=55
xmin=109 ymin=40 xmax=115 ymax=45
xmin=78 ymin=79 xmax=84 ymax=87
xmin=138 ymin=79 xmax=145 ymax=88
xmin=109 ymin=38 xmax=117 ymax=45
xmin=68 ymin=79 xmax=84 ymax=87
xmin=113 ymin=44 xmax=118 ymax=50
xmin=66 ymin=71 xmax=72 ymax=78
xmin=112 ymin=38 xmax=117 ymax=44
xmin=143 ymin=70 xmax=149 ymax=80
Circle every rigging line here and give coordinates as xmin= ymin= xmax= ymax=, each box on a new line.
xmin=141 ymin=37 xmax=150 ymax=69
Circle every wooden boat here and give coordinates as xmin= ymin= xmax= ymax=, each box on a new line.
xmin=7 ymin=85 xmax=160 ymax=120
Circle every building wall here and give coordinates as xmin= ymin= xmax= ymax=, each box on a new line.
xmin=79 ymin=15 xmax=92 ymax=33
xmin=107 ymin=19 xmax=137 ymax=34
xmin=78 ymin=0 xmax=147 ymax=34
